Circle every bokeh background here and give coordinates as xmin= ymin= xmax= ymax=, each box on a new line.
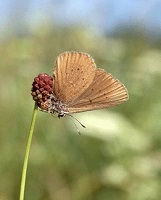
xmin=1 ymin=1 xmax=161 ymax=200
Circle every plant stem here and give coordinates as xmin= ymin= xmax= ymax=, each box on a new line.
xmin=19 ymin=103 xmax=38 ymax=200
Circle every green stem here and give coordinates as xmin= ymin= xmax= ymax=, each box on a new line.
xmin=19 ymin=103 xmax=38 ymax=200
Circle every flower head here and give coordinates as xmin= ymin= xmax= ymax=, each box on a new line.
xmin=31 ymin=73 xmax=53 ymax=111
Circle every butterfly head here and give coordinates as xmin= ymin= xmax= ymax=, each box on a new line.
xmin=48 ymin=94 xmax=69 ymax=118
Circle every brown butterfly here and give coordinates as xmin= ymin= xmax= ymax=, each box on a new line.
xmin=47 ymin=51 xmax=128 ymax=118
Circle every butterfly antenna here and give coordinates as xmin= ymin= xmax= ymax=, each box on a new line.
xmin=66 ymin=114 xmax=86 ymax=134
xmin=67 ymin=114 xmax=86 ymax=128
xmin=70 ymin=117 xmax=81 ymax=135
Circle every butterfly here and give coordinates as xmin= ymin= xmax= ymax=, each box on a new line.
xmin=47 ymin=51 xmax=128 ymax=118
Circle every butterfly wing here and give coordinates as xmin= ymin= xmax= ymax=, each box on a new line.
xmin=53 ymin=52 xmax=96 ymax=103
xmin=67 ymin=68 xmax=128 ymax=113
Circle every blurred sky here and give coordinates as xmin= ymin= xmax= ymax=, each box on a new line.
xmin=1 ymin=0 xmax=161 ymax=38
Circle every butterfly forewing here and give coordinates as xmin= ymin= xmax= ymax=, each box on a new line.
xmin=53 ymin=52 xmax=96 ymax=103
xmin=67 ymin=68 xmax=128 ymax=113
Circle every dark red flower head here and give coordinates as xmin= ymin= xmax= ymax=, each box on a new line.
xmin=31 ymin=73 xmax=53 ymax=111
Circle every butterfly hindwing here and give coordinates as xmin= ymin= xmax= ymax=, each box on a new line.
xmin=68 ymin=68 xmax=128 ymax=113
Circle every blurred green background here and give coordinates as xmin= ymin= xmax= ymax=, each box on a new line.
xmin=1 ymin=1 xmax=161 ymax=200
